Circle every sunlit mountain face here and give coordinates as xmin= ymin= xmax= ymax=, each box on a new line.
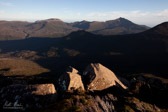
xmin=0 ymin=18 xmax=149 ymax=40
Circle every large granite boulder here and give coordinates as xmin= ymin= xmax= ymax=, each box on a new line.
xmin=83 ymin=63 xmax=127 ymax=91
xmin=58 ymin=66 xmax=85 ymax=92
xmin=0 ymin=84 xmax=57 ymax=111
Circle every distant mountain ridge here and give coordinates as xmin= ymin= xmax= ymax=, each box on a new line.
xmin=70 ymin=17 xmax=150 ymax=35
xmin=0 ymin=17 xmax=150 ymax=40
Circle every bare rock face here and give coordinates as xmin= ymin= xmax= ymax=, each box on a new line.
xmin=83 ymin=63 xmax=127 ymax=90
xmin=0 ymin=84 xmax=57 ymax=110
xmin=82 ymin=94 xmax=117 ymax=112
xmin=58 ymin=66 xmax=85 ymax=91
xmin=28 ymin=84 xmax=56 ymax=95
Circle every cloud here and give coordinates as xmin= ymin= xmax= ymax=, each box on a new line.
xmin=85 ymin=9 xmax=168 ymax=26
xmin=0 ymin=2 xmax=13 ymax=6
xmin=156 ymin=9 xmax=168 ymax=17
xmin=87 ymin=10 xmax=150 ymax=19
xmin=77 ymin=12 xmax=81 ymax=16
xmin=0 ymin=10 xmax=5 ymax=14
xmin=0 ymin=8 xmax=167 ymax=27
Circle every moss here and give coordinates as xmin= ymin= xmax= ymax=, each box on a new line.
xmin=124 ymin=105 xmax=135 ymax=112
xmin=74 ymin=87 xmax=85 ymax=95
xmin=71 ymin=95 xmax=77 ymax=100
xmin=81 ymin=99 xmax=90 ymax=105
xmin=53 ymin=90 xmax=92 ymax=112
xmin=68 ymin=106 xmax=82 ymax=112
xmin=64 ymin=98 xmax=72 ymax=104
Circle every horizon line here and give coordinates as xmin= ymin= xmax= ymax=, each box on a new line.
xmin=0 ymin=17 xmax=161 ymax=27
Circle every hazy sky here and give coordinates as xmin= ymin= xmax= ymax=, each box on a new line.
xmin=0 ymin=0 xmax=168 ymax=26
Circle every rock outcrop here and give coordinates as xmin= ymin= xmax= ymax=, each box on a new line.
xmin=130 ymin=74 xmax=168 ymax=108
xmin=58 ymin=66 xmax=85 ymax=91
xmin=68 ymin=94 xmax=117 ymax=112
xmin=47 ymin=89 xmax=118 ymax=112
xmin=0 ymin=84 xmax=57 ymax=110
xmin=84 ymin=94 xmax=117 ymax=112
xmin=125 ymin=97 xmax=161 ymax=112
xmin=83 ymin=63 xmax=127 ymax=90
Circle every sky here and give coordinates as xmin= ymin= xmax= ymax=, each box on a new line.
xmin=0 ymin=0 xmax=168 ymax=26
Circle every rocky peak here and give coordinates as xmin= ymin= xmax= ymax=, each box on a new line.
xmin=58 ymin=66 xmax=85 ymax=91
xmin=83 ymin=63 xmax=127 ymax=90
xmin=106 ymin=17 xmax=133 ymax=27
xmin=117 ymin=17 xmax=129 ymax=21
xmin=66 ymin=66 xmax=79 ymax=74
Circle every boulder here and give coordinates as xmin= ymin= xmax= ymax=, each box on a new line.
xmin=0 ymin=84 xmax=57 ymax=110
xmin=58 ymin=66 xmax=85 ymax=91
xmin=83 ymin=63 xmax=127 ymax=90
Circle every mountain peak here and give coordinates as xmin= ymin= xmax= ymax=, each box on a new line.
xmin=106 ymin=17 xmax=129 ymax=22
xmin=81 ymin=20 xmax=89 ymax=22
xmin=115 ymin=17 xmax=132 ymax=23
xmin=46 ymin=18 xmax=62 ymax=22
xmin=117 ymin=17 xmax=127 ymax=20
xmin=35 ymin=18 xmax=62 ymax=23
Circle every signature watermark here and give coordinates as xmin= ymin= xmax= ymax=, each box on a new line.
xmin=3 ymin=100 xmax=23 ymax=110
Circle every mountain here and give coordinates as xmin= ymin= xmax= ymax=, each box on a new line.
xmin=0 ymin=22 xmax=168 ymax=111
xmin=144 ymin=22 xmax=168 ymax=36
xmin=0 ymin=18 xmax=149 ymax=40
xmin=25 ymin=18 xmax=78 ymax=38
xmin=0 ymin=19 xmax=78 ymax=40
xmin=70 ymin=17 xmax=150 ymax=35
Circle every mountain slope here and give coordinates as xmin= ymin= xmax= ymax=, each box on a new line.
xmin=144 ymin=22 xmax=168 ymax=36
xmin=0 ymin=58 xmax=49 ymax=76
xmin=26 ymin=19 xmax=78 ymax=37
xmin=0 ymin=18 xmax=149 ymax=40
xmin=0 ymin=21 xmax=29 ymax=40
xmin=70 ymin=17 xmax=150 ymax=35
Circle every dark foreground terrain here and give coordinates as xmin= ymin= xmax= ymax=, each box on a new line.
xmin=0 ymin=21 xmax=168 ymax=111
